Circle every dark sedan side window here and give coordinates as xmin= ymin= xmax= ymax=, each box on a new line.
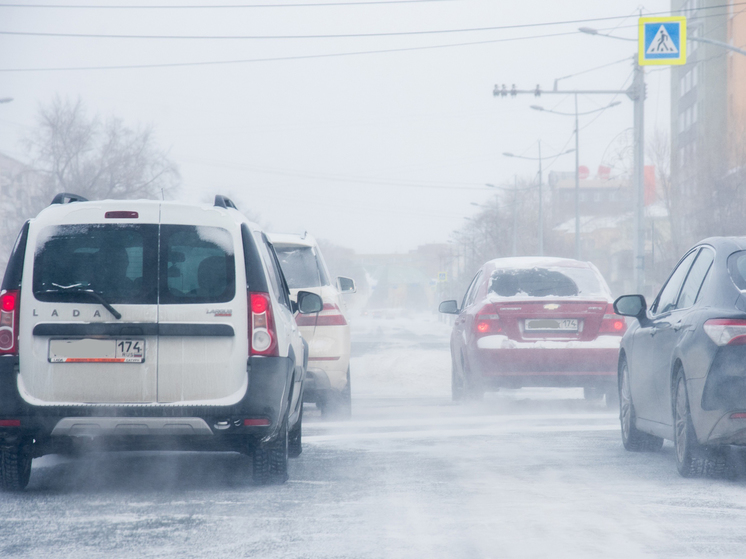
xmin=676 ymin=248 xmax=714 ymax=310
xmin=652 ymin=250 xmax=698 ymax=315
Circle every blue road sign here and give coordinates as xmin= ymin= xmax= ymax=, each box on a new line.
xmin=639 ymin=17 xmax=687 ymax=66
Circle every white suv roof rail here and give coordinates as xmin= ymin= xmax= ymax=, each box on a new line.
xmin=214 ymin=195 xmax=238 ymax=210
xmin=50 ymin=192 xmax=89 ymax=205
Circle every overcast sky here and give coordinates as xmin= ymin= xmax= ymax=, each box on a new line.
xmin=0 ymin=0 xmax=672 ymax=254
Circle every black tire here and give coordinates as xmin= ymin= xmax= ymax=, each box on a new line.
xmin=583 ymin=387 xmax=604 ymax=402
xmin=288 ymin=404 xmax=303 ymax=459
xmin=252 ymin=416 xmax=289 ymax=485
xmin=460 ymin=354 xmax=484 ymax=401
xmin=0 ymin=441 xmax=32 ymax=492
xmin=620 ymin=360 xmax=664 ymax=452
xmin=320 ymin=369 xmax=352 ymax=419
xmin=604 ymin=386 xmax=620 ymax=410
xmin=672 ymin=368 xmax=730 ymax=478
xmin=451 ymin=357 xmax=464 ymax=402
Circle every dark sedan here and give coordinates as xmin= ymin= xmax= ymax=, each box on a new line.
xmin=614 ymin=237 xmax=746 ymax=477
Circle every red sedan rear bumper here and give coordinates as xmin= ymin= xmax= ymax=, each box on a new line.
xmin=470 ymin=346 xmax=619 ymax=388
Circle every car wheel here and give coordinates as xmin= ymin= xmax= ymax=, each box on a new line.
xmin=451 ymin=357 xmax=464 ymax=402
xmin=288 ymin=404 xmax=303 ymax=459
xmin=583 ymin=387 xmax=604 ymax=402
xmin=620 ymin=360 xmax=663 ymax=452
xmin=0 ymin=440 xmax=32 ymax=492
xmin=320 ymin=369 xmax=352 ymax=419
xmin=252 ymin=415 xmax=289 ymax=485
xmin=604 ymin=386 xmax=620 ymax=410
xmin=462 ymin=355 xmax=484 ymax=401
xmin=672 ymin=368 xmax=729 ymax=478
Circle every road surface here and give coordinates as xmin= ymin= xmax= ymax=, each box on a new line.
xmin=2 ymin=313 xmax=746 ymax=558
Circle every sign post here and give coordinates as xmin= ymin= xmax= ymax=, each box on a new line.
xmin=639 ymin=16 xmax=687 ymax=66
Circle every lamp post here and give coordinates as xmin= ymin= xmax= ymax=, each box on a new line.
xmin=530 ymin=101 xmax=621 ymax=260
xmin=503 ymin=143 xmax=574 ymax=255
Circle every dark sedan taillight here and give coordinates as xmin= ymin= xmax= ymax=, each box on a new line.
xmin=704 ymin=319 xmax=746 ymax=346
xmin=598 ymin=304 xmax=627 ymax=335
xmin=475 ymin=305 xmax=501 ymax=336
xmin=0 ymin=290 xmax=19 ymax=355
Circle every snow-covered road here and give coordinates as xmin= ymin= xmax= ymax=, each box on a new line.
xmin=3 ymin=314 xmax=746 ymax=558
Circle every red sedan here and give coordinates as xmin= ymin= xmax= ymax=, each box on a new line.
xmin=439 ymin=257 xmax=625 ymax=405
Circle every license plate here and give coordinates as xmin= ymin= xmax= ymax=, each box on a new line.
xmin=49 ymin=339 xmax=145 ymax=363
xmin=525 ymin=318 xmax=579 ymax=332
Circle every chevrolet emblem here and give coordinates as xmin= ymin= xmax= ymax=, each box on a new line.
xmin=543 ymin=304 xmax=560 ymax=310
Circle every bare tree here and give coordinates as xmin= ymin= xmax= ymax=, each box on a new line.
xmin=25 ymin=96 xmax=180 ymax=203
xmin=1 ymin=97 xmax=180 ymax=272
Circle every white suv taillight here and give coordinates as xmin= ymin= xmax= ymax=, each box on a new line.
xmin=249 ymin=292 xmax=278 ymax=356
xmin=704 ymin=318 xmax=746 ymax=346
xmin=0 ymin=290 xmax=19 ymax=355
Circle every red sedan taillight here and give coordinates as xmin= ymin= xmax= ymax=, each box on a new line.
xmin=475 ymin=305 xmax=501 ymax=336
xmin=0 ymin=290 xmax=19 ymax=355
xmin=599 ymin=304 xmax=627 ymax=335
xmin=704 ymin=318 xmax=746 ymax=346
xmin=249 ymin=292 xmax=278 ymax=356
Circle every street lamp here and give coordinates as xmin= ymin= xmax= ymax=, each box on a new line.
xmin=531 ymin=100 xmax=621 ymax=259
xmin=503 ymin=145 xmax=575 ymax=255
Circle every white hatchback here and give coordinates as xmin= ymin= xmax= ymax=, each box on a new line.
xmin=269 ymin=233 xmax=356 ymax=417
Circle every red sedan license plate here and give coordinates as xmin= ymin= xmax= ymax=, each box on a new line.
xmin=525 ymin=318 xmax=578 ymax=332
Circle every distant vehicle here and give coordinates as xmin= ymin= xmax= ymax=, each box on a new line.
xmin=269 ymin=233 xmax=356 ymax=418
xmin=0 ymin=193 xmax=323 ymax=490
xmin=439 ymin=257 xmax=625 ymax=404
xmin=614 ymin=237 xmax=746 ymax=477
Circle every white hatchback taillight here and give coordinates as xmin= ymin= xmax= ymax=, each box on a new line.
xmin=704 ymin=318 xmax=746 ymax=346
xmin=249 ymin=292 xmax=278 ymax=356
xmin=295 ymin=302 xmax=347 ymax=327
xmin=0 ymin=290 xmax=19 ymax=355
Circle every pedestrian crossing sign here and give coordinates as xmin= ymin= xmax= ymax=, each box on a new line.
xmin=639 ymin=16 xmax=686 ymax=65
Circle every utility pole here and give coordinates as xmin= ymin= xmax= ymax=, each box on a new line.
xmin=494 ymin=65 xmax=644 ymax=287
xmin=512 ymin=174 xmax=518 ymax=256
xmin=573 ymin=94 xmax=580 ymax=260
xmin=537 ymin=140 xmax=543 ymax=256
xmin=631 ymin=62 xmax=645 ymax=294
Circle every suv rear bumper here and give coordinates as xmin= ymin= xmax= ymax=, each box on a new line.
xmin=0 ymin=354 xmax=296 ymax=454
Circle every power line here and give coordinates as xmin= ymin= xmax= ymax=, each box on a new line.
xmin=0 ymin=0 xmax=454 ymax=7
xmin=2 ymin=4 xmax=745 ymax=40
xmin=0 ymin=29 xmax=584 ymax=72
xmin=183 ymin=155 xmax=492 ymax=191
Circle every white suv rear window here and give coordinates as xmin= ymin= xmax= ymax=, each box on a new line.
xmin=33 ymin=224 xmax=158 ymax=304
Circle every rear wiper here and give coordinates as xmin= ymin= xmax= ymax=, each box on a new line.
xmin=41 ymin=283 xmax=122 ymax=320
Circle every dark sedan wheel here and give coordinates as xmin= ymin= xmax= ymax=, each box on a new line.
xmin=671 ymin=369 xmax=731 ymax=478
xmin=620 ymin=361 xmax=663 ymax=452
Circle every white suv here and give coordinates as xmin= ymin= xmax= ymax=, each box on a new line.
xmin=0 ymin=193 xmax=322 ymax=490
xmin=269 ymin=233 xmax=355 ymax=418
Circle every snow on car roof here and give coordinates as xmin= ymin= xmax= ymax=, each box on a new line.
xmin=485 ymin=256 xmax=592 ymax=270
xmin=267 ymin=232 xmax=318 ymax=248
